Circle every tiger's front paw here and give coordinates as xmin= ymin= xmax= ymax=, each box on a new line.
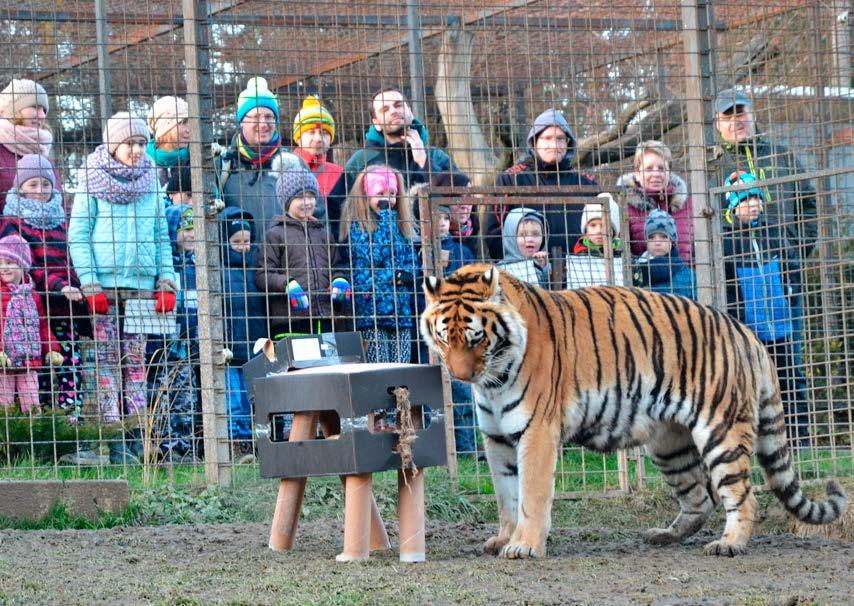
xmin=498 ymin=540 xmax=545 ymax=559
xmin=483 ymin=535 xmax=509 ymax=555
xmin=702 ymin=539 xmax=747 ymax=557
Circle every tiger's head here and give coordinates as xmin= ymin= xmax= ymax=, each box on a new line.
xmin=420 ymin=264 xmax=527 ymax=386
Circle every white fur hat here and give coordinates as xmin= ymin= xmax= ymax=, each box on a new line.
xmin=580 ymin=192 xmax=620 ymax=236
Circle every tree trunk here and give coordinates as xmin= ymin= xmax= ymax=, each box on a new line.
xmin=435 ymin=27 xmax=502 ymax=185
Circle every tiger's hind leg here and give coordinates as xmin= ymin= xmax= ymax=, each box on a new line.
xmin=482 ymin=434 xmax=519 ymax=555
xmin=696 ymin=420 xmax=756 ymax=557
xmin=645 ymin=425 xmax=717 ymax=545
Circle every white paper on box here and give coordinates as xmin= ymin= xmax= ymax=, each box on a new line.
xmin=290 ymin=337 xmax=322 ymax=361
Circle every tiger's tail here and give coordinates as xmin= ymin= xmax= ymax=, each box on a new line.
xmin=755 ymin=365 xmax=846 ymax=525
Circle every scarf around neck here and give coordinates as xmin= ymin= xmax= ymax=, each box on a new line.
xmin=3 ymin=189 xmax=66 ymax=230
xmin=146 ymin=139 xmax=190 ymax=167
xmin=0 ymin=119 xmax=53 ymax=157
xmin=81 ymin=144 xmax=158 ymax=204
xmin=237 ymin=131 xmax=281 ymax=166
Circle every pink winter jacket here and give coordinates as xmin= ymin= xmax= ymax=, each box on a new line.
xmin=617 ymin=172 xmax=695 ymax=265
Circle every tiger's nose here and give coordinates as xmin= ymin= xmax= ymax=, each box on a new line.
xmin=447 ymin=354 xmax=476 ymax=382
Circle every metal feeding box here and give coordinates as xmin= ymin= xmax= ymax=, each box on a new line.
xmin=253 ymin=362 xmax=447 ymax=479
xmin=244 ymin=332 xmax=448 ymax=563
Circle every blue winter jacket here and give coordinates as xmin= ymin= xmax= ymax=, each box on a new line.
xmin=220 ymin=207 xmax=266 ymax=365
xmin=68 ymin=188 xmax=176 ymax=291
xmin=166 ymin=204 xmax=198 ymax=340
xmin=440 ymin=235 xmax=475 ymax=276
xmin=632 ymin=249 xmax=696 ymax=300
xmin=348 ymin=208 xmax=418 ymax=330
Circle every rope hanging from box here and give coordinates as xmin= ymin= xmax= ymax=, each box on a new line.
xmin=393 ymin=386 xmax=418 ymax=478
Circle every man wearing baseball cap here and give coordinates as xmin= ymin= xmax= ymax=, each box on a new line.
xmin=707 ymin=87 xmax=817 ymax=259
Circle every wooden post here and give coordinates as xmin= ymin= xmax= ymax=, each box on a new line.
xmin=268 ymin=411 xmax=318 ymax=551
xmin=336 ymin=473 xmax=374 ymax=562
xmin=397 ymin=468 xmax=426 ymax=562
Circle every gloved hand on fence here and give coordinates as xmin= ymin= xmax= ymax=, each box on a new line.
xmin=286 ymin=280 xmax=309 ymax=311
xmin=154 ymin=291 xmax=177 ymax=314
xmin=45 ymin=351 xmax=64 ymax=367
xmin=86 ymin=292 xmax=110 ymax=315
xmin=395 ymin=270 xmax=415 ymax=288
xmin=330 ymin=277 xmax=352 ymax=304
xmin=0 ymin=352 xmax=10 ymax=368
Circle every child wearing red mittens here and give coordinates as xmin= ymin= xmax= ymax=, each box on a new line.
xmin=68 ymin=112 xmax=177 ymax=426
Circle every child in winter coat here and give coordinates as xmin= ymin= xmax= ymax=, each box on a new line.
xmin=1 ymin=154 xmax=89 ymax=418
xmin=143 ymin=203 xmax=199 ymax=460
xmin=497 ymin=207 xmax=550 ymax=287
xmin=436 ymin=205 xmax=475 ymax=274
xmin=339 ymin=165 xmax=417 ymax=363
xmin=221 ymin=208 xmax=265 ymax=450
xmin=256 ymin=167 xmax=350 ymax=339
xmin=632 ymin=209 xmax=695 ymax=299
xmin=68 ymin=112 xmax=177 ymax=427
xmin=722 ymin=171 xmax=809 ymax=446
xmin=567 ymin=193 xmax=624 ymax=288
xmin=0 ymin=234 xmax=63 ymax=414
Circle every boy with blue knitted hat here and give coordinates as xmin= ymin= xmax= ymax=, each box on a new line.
xmin=722 ymin=170 xmax=810 ymax=446
xmin=256 ymin=167 xmax=350 ymax=338
xmin=631 ymin=208 xmax=695 ymax=299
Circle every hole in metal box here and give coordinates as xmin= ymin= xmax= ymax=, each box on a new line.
xmin=269 ymin=410 xmax=341 ymax=442
xmin=368 ymin=405 xmax=432 ymax=433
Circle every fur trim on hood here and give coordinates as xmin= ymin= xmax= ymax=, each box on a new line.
xmin=615 ymin=172 xmax=688 ymax=212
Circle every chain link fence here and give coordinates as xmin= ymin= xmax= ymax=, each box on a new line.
xmin=0 ymin=0 xmax=851 ymax=496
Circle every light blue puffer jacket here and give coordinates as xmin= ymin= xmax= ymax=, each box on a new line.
xmin=68 ymin=188 xmax=176 ymax=291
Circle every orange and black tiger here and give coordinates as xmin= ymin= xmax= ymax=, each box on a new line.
xmin=420 ymin=264 xmax=846 ymax=558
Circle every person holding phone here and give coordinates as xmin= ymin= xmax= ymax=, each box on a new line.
xmin=338 ymin=89 xmax=456 ymax=213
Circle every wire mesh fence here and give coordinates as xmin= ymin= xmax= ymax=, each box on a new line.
xmin=0 ymin=0 xmax=851 ymax=497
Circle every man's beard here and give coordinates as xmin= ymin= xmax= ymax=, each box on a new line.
xmin=383 ymin=122 xmax=407 ymax=136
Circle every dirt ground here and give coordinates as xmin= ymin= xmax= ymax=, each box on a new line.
xmin=1 ymin=518 xmax=852 ymax=605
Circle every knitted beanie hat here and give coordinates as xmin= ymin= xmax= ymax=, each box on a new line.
xmin=103 ymin=111 xmax=150 ymax=154
xmin=292 ymin=95 xmax=335 ymax=143
xmin=526 ymin=108 xmax=575 ymax=151
xmin=147 ymin=96 xmax=189 ymax=140
xmin=276 ymin=167 xmax=320 ymax=211
xmin=166 ymin=166 xmax=193 ymax=195
xmin=236 ymin=77 xmax=279 ymax=125
xmin=580 ymin=192 xmax=620 ymax=236
xmin=13 ymin=154 xmax=56 ymax=190
xmin=724 ymin=171 xmax=764 ymax=210
xmin=644 ymin=208 xmax=678 ymax=242
xmin=223 ymin=211 xmax=254 ymax=241
xmin=0 ymin=234 xmax=32 ymax=271
xmin=0 ymin=79 xmax=49 ymax=120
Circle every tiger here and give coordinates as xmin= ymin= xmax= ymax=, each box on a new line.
xmin=420 ymin=264 xmax=846 ymax=558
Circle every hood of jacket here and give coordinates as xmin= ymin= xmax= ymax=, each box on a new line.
xmin=166 ymin=204 xmax=193 ymax=253
xmin=221 ymin=206 xmax=258 ymax=267
xmin=525 ymin=108 xmax=577 ymax=163
xmin=616 ymin=171 xmax=689 ymax=212
xmin=502 ymin=207 xmax=547 ymax=262
xmin=364 ymin=116 xmax=430 ymax=148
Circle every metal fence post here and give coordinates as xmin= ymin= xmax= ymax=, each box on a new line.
xmin=681 ymin=0 xmax=725 ymax=309
xmin=183 ymin=0 xmax=231 ymax=486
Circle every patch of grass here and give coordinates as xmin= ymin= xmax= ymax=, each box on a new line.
xmin=0 ymin=410 xmax=119 ymax=464
xmin=0 ymin=502 xmax=138 ymax=530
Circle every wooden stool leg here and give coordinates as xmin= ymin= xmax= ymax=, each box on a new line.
xmin=398 ymin=468 xmax=426 ymax=562
xmin=268 ymin=411 xmax=319 ymax=551
xmin=336 ymin=473 xmax=373 ymax=562
xmin=338 ymin=475 xmax=390 ymax=551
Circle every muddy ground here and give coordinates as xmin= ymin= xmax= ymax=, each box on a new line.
xmin=0 ymin=518 xmax=852 ymax=605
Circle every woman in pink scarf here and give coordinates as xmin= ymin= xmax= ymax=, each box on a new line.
xmin=0 ymin=79 xmax=63 ymax=212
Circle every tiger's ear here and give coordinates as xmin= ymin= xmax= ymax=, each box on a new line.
xmin=423 ymin=275 xmax=442 ymax=305
xmin=483 ymin=267 xmax=502 ymax=301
